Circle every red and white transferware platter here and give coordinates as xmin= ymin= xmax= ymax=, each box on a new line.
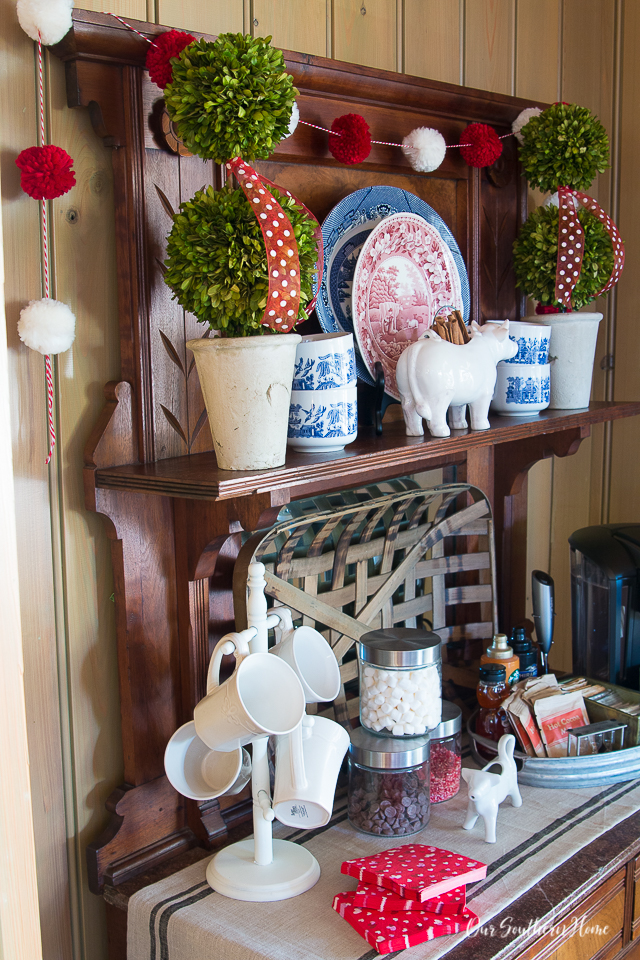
xmin=352 ymin=213 xmax=465 ymax=399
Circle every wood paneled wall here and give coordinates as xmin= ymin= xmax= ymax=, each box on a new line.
xmin=0 ymin=1 xmax=630 ymax=958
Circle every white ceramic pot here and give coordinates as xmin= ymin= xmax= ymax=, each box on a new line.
xmin=492 ymin=362 xmax=550 ymax=416
xmin=187 ymin=334 xmax=301 ymax=470
xmin=525 ymin=313 xmax=602 ymax=409
xmin=287 ymin=385 xmax=357 ymax=452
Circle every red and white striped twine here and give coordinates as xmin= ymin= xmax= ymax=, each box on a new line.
xmin=106 ymin=12 xmax=152 ymax=42
xmin=37 ymin=33 xmax=56 ymax=464
xmin=300 ymin=119 xmax=513 ymax=151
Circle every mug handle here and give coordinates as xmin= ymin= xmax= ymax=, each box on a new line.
xmin=206 ymin=628 xmax=256 ymax=695
xmin=272 ymin=607 xmax=294 ymax=644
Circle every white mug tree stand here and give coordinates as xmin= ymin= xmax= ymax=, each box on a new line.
xmin=206 ymin=562 xmax=321 ymax=902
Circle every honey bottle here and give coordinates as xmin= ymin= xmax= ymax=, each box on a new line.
xmin=480 ymin=633 xmax=520 ymax=685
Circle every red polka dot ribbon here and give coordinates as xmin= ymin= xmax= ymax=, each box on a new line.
xmin=555 ymin=185 xmax=625 ymax=308
xmin=227 ymin=157 xmax=323 ymax=332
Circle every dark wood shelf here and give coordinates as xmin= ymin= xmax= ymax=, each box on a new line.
xmin=95 ymin=401 xmax=640 ymax=503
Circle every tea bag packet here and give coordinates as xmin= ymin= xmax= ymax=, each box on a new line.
xmin=502 ymin=690 xmax=544 ymax=757
xmin=534 ymin=691 xmax=589 ymax=757
xmin=352 ymin=882 xmax=467 ymax=915
xmin=341 ymin=844 xmax=487 ymax=901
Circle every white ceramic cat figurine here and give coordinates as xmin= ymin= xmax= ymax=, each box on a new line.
xmin=461 ymin=734 xmax=522 ymax=843
xmin=396 ymin=320 xmax=518 ymax=438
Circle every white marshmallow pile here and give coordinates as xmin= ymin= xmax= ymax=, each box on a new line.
xmin=360 ymin=665 xmax=441 ymax=736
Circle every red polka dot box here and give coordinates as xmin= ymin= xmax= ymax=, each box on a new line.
xmin=332 ymin=891 xmax=479 ymax=954
xmin=340 ymin=844 xmax=487 ymax=901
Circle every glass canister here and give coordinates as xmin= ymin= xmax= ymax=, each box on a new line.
xmin=348 ymin=727 xmax=430 ymax=836
xmin=358 ymin=628 xmax=442 ymax=737
xmin=428 ymin=701 xmax=462 ymax=803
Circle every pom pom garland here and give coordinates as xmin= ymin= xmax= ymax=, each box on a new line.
xmin=18 ymin=298 xmax=76 ymax=355
xmin=283 ymin=101 xmax=300 ymax=139
xmin=146 ymin=28 xmax=195 ymax=89
xmin=16 ymin=0 xmax=74 ymax=46
xmin=15 ymin=144 xmax=76 ymax=200
xmin=329 ymin=114 xmax=371 ymax=165
xmin=402 ymin=127 xmax=446 ymax=173
xmin=459 ymin=123 xmax=503 ymax=168
xmin=512 ymin=106 xmax=542 ymax=144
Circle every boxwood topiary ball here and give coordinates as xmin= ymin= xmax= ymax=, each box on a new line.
xmin=512 ymin=204 xmax=614 ymax=311
xmin=519 ymin=103 xmax=609 ymax=193
xmin=164 ymin=33 xmax=297 ymax=164
xmin=164 ymin=184 xmax=318 ymax=337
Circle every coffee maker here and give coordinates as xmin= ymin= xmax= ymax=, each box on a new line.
xmin=569 ymin=524 xmax=640 ymax=689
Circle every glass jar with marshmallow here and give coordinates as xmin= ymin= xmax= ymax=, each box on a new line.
xmin=357 ymin=628 xmax=442 ymax=738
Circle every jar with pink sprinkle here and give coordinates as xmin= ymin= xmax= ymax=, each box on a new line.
xmin=428 ymin=702 xmax=462 ymax=803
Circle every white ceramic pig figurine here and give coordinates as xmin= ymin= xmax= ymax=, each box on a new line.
xmin=461 ymin=734 xmax=522 ymax=844
xmin=396 ymin=320 xmax=517 ymax=438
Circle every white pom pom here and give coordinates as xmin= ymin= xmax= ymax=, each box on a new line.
xmin=402 ymin=127 xmax=447 ymax=173
xmin=512 ymin=106 xmax=542 ymax=144
xmin=282 ymin=101 xmax=299 ymax=140
xmin=545 ymin=191 xmax=578 ymax=210
xmin=16 ymin=0 xmax=74 ymax=46
xmin=18 ymin=299 xmax=75 ymax=355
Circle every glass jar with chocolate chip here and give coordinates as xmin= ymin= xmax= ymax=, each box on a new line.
xmin=347 ymin=727 xmax=430 ymax=837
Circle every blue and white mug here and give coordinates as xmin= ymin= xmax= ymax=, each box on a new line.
xmin=291 ymin=332 xmax=356 ymax=391
xmin=288 ymin=385 xmax=357 ymax=451
xmin=492 ymin=362 xmax=551 ymax=416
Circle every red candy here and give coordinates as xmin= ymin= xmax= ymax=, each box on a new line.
xmin=430 ymin=743 xmax=462 ymax=803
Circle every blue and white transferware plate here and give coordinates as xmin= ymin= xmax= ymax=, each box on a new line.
xmin=315 ymin=186 xmax=470 ymax=384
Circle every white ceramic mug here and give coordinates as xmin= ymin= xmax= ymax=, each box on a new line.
xmin=194 ymin=628 xmax=306 ymax=753
xmin=164 ymin=721 xmax=252 ymax=801
xmin=270 ymin=609 xmax=341 ymax=703
xmin=272 ymin=716 xmax=350 ymax=828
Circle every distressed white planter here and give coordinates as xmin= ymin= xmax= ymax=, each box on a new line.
xmin=526 ymin=312 xmax=602 ymax=409
xmin=187 ymin=334 xmax=301 ymax=470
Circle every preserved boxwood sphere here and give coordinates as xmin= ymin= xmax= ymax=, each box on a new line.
xmin=164 ymin=184 xmax=318 ymax=336
xmin=165 ymin=33 xmax=296 ymax=164
xmin=519 ymin=103 xmax=609 ymax=193
xmin=513 ymin=204 xmax=614 ymax=310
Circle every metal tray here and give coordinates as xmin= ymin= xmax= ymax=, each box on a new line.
xmin=467 ymin=711 xmax=640 ymax=789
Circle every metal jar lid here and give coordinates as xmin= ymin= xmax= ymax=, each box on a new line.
xmin=428 ymin=701 xmax=462 ymax=740
xmin=349 ymin=726 xmax=431 ymax=769
xmin=357 ymin=628 xmax=441 ymax=668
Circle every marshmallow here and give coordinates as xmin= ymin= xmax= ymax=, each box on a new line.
xmin=360 ymin=665 xmax=441 ymax=736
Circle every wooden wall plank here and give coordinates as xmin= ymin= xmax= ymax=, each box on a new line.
xmin=464 ymin=0 xmax=515 ymax=95
xmin=516 ymin=0 xmax=560 ymax=102
xmin=0 ymin=139 xmax=43 ymax=960
xmin=333 ymin=0 xmax=397 ymax=71
xmin=542 ymin=0 xmax=617 ymax=668
xmin=157 ymin=0 xmax=244 ymax=33
xmin=0 ymin=3 xmax=73 ymax=957
xmin=48 ymin=51 xmax=124 ymax=960
xmin=609 ymin=0 xmax=640 ymax=521
xmin=79 ymin=0 xmax=148 ymax=16
xmin=404 ymin=0 xmax=461 ymax=85
xmin=253 ymin=0 xmax=328 ymax=57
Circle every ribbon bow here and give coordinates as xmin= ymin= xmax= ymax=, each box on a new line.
xmin=226 ymin=158 xmax=323 ymax=332
xmin=555 ymin=186 xmax=625 ymax=308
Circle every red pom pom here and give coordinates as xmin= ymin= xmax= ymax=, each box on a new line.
xmin=329 ymin=114 xmax=371 ymax=165
xmin=459 ymin=123 xmax=503 ymax=168
xmin=15 ymin=145 xmax=75 ymax=200
xmin=146 ymin=29 xmax=195 ymax=89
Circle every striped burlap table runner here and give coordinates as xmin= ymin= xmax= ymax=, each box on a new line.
xmin=128 ymin=769 xmax=640 ymax=960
